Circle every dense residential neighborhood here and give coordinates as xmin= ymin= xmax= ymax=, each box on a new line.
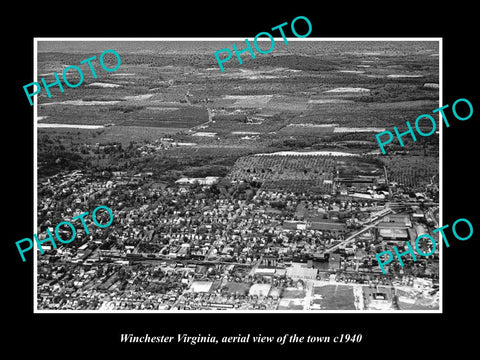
xmin=36 ymin=160 xmax=439 ymax=311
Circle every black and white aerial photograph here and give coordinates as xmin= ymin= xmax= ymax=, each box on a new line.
xmin=34 ymin=39 xmax=440 ymax=312
xmin=6 ymin=6 xmax=478 ymax=356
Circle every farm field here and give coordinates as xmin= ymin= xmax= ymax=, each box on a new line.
xmin=383 ymin=156 xmax=439 ymax=188
xmin=37 ymin=41 xmax=439 ymax=185
xmin=38 ymin=126 xmax=190 ymax=147
xmin=227 ymin=153 xmax=384 ymax=194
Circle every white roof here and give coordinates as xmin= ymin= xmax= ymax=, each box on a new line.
xmin=248 ymin=283 xmax=272 ymax=297
xmin=189 ymin=281 xmax=213 ymax=293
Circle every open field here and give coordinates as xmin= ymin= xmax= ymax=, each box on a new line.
xmin=37 ymin=41 xmax=439 ymax=179
xmin=37 ymin=41 xmax=438 ymax=128
xmin=38 ymin=126 xmax=189 ymax=146
xmin=39 ymin=100 xmax=208 ymax=128
xmin=313 ymin=285 xmax=356 ymax=310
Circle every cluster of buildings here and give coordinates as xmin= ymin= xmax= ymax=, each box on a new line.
xmin=36 ymin=151 xmax=439 ymax=311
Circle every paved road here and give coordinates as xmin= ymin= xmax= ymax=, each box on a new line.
xmin=325 ymin=223 xmax=379 ymax=253
xmin=325 ymin=209 xmax=394 ymax=253
xmin=249 ymin=255 xmax=264 ymax=276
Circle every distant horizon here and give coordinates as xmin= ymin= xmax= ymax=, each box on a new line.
xmin=37 ymin=39 xmax=439 ymax=57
